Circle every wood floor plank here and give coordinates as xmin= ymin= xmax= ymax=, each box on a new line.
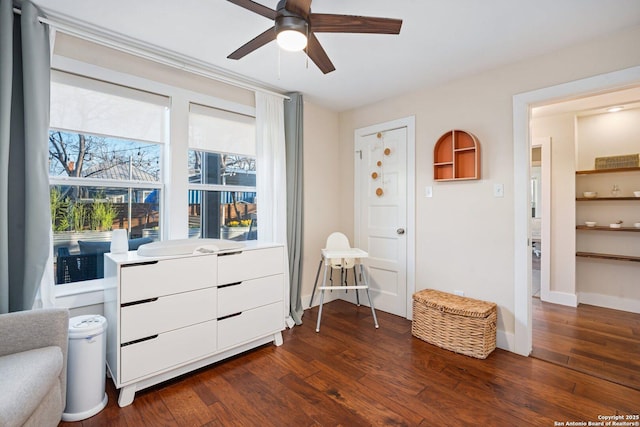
xmin=533 ymin=297 xmax=640 ymax=390
xmin=304 ymin=360 xmax=424 ymax=426
xmin=119 ymin=388 xmax=177 ymax=426
xmin=278 ymin=372 xmax=371 ymax=426
xmin=60 ymin=300 xmax=640 ymax=426
xmin=157 ymin=377 xmax=214 ymax=426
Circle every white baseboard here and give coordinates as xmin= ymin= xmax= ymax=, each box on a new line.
xmin=578 ymin=292 xmax=640 ymax=314
xmin=496 ymin=329 xmax=515 ymax=353
xmin=541 ymin=290 xmax=578 ymax=307
xmin=303 ymin=290 xmax=341 ymax=309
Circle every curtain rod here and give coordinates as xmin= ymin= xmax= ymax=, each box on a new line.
xmin=13 ymin=7 xmax=290 ymax=101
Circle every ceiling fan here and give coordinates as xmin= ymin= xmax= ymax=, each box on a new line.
xmin=226 ymin=0 xmax=403 ymax=74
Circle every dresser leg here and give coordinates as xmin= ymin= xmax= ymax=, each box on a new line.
xmin=274 ymin=332 xmax=283 ymax=346
xmin=118 ymin=385 xmax=136 ymax=407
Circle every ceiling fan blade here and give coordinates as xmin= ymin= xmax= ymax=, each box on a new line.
xmin=283 ymin=0 xmax=312 ymax=19
xmin=305 ymin=33 xmax=335 ymax=74
xmin=227 ymin=27 xmax=276 ymax=60
xmin=310 ymin=14 xmax=402 ymax=34
xmin=227 ymin=0 xmax=277 ymax=20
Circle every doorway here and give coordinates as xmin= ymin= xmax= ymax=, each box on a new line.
xmin=512 ymin=65 xmax=640 ymax=356
xmin=529 ymin=91 xmax=640 ymax=389
xmin=353 ymin=117 xmax=415 ymax=318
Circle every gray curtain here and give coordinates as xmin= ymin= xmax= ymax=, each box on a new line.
xmin=0 ymin=0 xmax=51 ymax=313
xmin=284 ymin=92 xmax=304 ymax=324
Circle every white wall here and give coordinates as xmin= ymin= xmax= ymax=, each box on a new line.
xmin=301 ymin=102 xmax=342 ymax=306
xmin=336 ymin=25 xmax=640 ymax=351
xmin=577 ymin=108 xmax=640 ymax=171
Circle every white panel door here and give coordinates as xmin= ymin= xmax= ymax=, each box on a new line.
xmin=354 ymin=126 xmax=408 ymax=317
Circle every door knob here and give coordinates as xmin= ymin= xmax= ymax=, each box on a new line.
xmin=396 ymin=228 xmax=405 ymax=235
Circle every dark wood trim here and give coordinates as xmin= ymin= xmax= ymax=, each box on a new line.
xmin=576 ymin=197 xmax=640 ymax=201
xmin=576 ymin=225 xmax=640 ymax=232
xmin=576 ymin=251 xmax=640 ymax=262
xmin=576 ymin=166 xmax=640 ymax=175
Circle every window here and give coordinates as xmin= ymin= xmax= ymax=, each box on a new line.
xmin=49 ymin=71 xmax=168 ymax=284
xmin=188 ymin=104 xmax=257 ymax=240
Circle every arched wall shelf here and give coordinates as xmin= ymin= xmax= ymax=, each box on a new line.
xmin=433 ymin=130 xmax=481 ymax=181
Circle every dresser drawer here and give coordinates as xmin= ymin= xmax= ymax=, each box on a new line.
xmin=120 ymin=255 xmax=216 ymax=303
xmin=120 ymin=319 xmax=217 ymax=384
xmin=217 ymin=301 xmax=284 ymax=350
xmin=120 ymin=287 xmax=217 ymax=343
xmin=217 ymin=246 xmax=283 ymax=285
xmin=217 ymin=274 xmax=283 ymax=318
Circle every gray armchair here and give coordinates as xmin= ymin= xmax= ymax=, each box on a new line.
xmin=0 ymin=308 xmax=69 ymax=427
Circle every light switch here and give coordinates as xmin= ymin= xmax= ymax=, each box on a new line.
xmin=425 ymin=186 xmax=433 ymax=198
xmin=493 ymin=183 xmax=504 ymax=198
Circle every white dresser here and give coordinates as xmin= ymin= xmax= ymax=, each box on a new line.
xmin=103 ymin=242 xmax=285 ymax=407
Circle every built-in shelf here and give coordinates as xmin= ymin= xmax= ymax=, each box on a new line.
xmin=576 ymin=225 xmax=640 ymax=232
xmin=576 ymin=166 xmax=640 ymax=175
xmin=576 ymin=197 xmax=640 ymax=201
xmin=433 ymin=130 xmax=480 ymax=181
xmin=575 ymin=164 xmax=640 ymax=266
xmin=576 ymin=251 xmax=640 ymax=263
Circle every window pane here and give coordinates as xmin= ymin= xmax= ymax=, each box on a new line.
xmin=49 ymin=131 xmax=161 ymax=182
xmin=51 ymin=184 xmax=160 ymax=284
xmin=188 ymin=150 xmax=255 ymax=186
xmin=188 ymin=190 xmax=257 ymax=241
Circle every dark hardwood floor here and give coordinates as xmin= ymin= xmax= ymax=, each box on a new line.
xmin=60 ymin=300 xmax=640 ymax=426
xmin=532 ymin=297 xmax=640 ymax=391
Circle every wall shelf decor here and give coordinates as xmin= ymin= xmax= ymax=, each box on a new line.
xmin=433 ymin=130 xmax=481 ymax=181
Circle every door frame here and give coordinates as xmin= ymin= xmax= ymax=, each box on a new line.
xmin=512 ymin=66 xmax=640 ymax=356
xmin=531 ymin=137 xmax=551 ymax=302
xmin=354 ymin=116 xmax=416 ymax=319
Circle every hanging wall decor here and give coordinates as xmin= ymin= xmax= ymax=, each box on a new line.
xmin=433 ymin=129 xmax=481 ymax=181
xmin=372 ymin=132 xmax=388 ymax=197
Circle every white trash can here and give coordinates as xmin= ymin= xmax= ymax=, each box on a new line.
xmin=62 ymin=315 xmax=108 ymax=422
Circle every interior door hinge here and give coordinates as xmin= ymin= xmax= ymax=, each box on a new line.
xmin=356 ymin=150 xmax=362 ymax=159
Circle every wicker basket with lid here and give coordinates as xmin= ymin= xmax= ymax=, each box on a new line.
xmin=411 ymin=289 xmax=497 ymax=359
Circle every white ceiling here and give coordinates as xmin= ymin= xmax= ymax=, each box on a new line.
xmin=32 ymin=0 xmax=640 ymax=112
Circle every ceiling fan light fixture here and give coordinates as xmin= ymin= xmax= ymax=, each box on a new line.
xmin=275 ymin=15 xmax=308 ymax=52
xmin=277 ymin=29 xmax=307 ymax=51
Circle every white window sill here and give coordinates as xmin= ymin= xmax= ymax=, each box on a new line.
xmin=54 ymin=278 xmax=106 ymax=309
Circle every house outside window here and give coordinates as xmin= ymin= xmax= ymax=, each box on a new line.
xmin=188 ymin=103 xmax=257 ymax=241
xmin=49 ymin=70 xmax=168 ymax=284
